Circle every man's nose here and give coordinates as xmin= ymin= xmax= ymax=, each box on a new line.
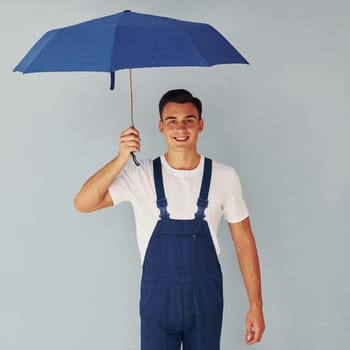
xmin=176 ymin=121 xmax=187 ymax=130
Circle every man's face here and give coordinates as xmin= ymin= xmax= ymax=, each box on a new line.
xmin=159 ymin=102 xmax=204 ymax=152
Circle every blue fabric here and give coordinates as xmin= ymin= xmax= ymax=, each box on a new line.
xmin=14 ymin=10 xmax=248 ymax=75
xmin=195 ymin=157 xmax=212 ymax=218
xmin=140 ymin=157 xmax=223 ymax=350
xmin=153 ymin=157 xmax=169 ymax=218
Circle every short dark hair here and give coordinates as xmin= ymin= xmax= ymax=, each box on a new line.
xmin=159 ymin=89 xmax=202 ymax=119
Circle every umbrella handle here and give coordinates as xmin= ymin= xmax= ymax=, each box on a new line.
xmin=131 ymin=152 xmax=140 ymax=166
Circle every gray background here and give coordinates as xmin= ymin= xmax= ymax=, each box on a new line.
xmin=1 ymin=0 xmax=349 ymax=349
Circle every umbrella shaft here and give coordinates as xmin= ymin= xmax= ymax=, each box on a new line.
xmin=129 ymin=68 xmax=134 ymax=126
xmin=128 ymin=68 xmax=140 ymax=166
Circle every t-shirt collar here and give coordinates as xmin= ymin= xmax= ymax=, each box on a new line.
xmin=160 ymin=154 xmax=204 ymax=176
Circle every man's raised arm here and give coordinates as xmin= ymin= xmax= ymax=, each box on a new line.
xmin=73 ymin=127 xmax=140 ymax=213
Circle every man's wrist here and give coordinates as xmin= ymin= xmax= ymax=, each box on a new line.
xmin=250 ymin=302 xmax=263 ymax=310
xmin=115 ymin=153 xmax=131 ymax=165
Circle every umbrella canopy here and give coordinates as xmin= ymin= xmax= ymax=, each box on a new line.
xmin=14 ymin=10 xmax=248 ymax=76
xmin=14 ymin=10 xmax=249 ymax=165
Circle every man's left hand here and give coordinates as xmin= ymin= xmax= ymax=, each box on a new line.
xmin=244 ymin=306 xmax=265 ymax=345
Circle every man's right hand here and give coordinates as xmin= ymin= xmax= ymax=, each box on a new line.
xmin=118 ymin=126 xmax=141 ymax=161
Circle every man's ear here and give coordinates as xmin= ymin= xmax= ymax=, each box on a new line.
xmin=159 ymin=119 xmax=164 ymax=133
xmin=199 ymin=118 xmax=204 ymax=132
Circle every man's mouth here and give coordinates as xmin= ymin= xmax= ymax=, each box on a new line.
xmin=173 ymin=136 xmax=189 ymax=142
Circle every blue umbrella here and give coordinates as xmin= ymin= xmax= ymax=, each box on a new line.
xmin=14 ymin=10 xmax=249 ymax=164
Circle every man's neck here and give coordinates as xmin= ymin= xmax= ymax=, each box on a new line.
xmin=164 ymin=151 xmax=201 ymax=170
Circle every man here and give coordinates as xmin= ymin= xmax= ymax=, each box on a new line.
xmin=74 ymin=89 xmax=265 ymax=349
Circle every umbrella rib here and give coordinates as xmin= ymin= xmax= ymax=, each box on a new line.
xmin=109 ymin=13 xmax=125 ymax=73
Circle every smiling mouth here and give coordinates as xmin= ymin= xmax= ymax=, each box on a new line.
xmin=174 ymin=136 xmax=189 ymax=142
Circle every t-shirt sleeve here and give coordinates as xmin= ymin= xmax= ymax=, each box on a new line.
xmin=223 ymin=169 xmax=249 ymax=223
xmin=108 ymin=164 xmax=135 ymax=207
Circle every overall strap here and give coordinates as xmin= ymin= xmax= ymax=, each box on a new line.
xmin=153 ymin=157 xmax=169 ymax=218
xmin=195 ymin=158 xmax=212 ymax=218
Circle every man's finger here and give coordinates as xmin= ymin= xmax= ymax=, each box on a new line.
xmin=120 ymin=135 xmax=140 ymax=143
xmin=121 ymin=127 xmax=140 ymax=137
xmin=246 ymin=326 xmax=264 ymax=345
xmin=245 ymin=324 xmax=254 ymax=344
xmin=254 ymin=326 xmax=264 ymax=342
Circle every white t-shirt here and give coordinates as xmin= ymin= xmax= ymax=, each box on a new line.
xmin=108 ymin=155 xmax=249 ymax=264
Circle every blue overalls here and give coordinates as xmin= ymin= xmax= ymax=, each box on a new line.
xmin=140 ymin=157 xmax=223 ymax=350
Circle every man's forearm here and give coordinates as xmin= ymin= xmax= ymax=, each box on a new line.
xmin=74 ymin=155 xmax=128 ymax=211
xmin=229 ymin=219 xmax=263 ymax=308
xmin=234 ymin=235 xmax=263 ymax=308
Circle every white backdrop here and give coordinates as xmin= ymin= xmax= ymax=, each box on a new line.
xmin=1 ymin=1 xmax=349 ymax=349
